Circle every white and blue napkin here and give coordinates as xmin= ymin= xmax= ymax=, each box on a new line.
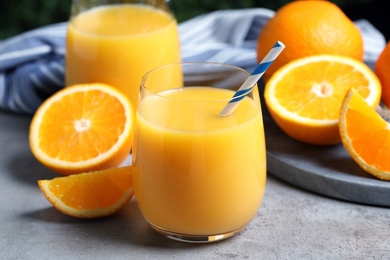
xmin=0 ymin=8 xmax=386 ymax=114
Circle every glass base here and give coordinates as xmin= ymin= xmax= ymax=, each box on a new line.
xmin=150 ymin=224 xmax=244 ymax=243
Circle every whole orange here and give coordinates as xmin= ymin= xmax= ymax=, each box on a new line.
xmin=257 ymin=0 xmax=364 ymax=81
xmin=375 ymin=41 xmax=390 ymax=107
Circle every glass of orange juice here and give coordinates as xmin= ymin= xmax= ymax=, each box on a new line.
xmin=132 ymin=62 xmax=267 ymax=243
xmin=65 ymin=0 xmax=181 ymax=109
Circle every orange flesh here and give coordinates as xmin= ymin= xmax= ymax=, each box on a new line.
xmin=37 ymin=90 xmax=127 ymax=162
xmin=38 ymin=166 xmax=134 ymax=216
xmin=343 ymin=91 xmax=390 ymax=171
xmin=275 ymin=61 xmax=371 ymax=121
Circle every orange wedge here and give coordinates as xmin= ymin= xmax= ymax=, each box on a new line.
xmin=339 ymin=88 xmax=390 ymax=181
xmin=29 ymin=83 xmax=134 ymax=175
xmin=38 ymin=166 xmax=134 ymax=218
xmin=264 ymin=54 xmax=381 ymax=145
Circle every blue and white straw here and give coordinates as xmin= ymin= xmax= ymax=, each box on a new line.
xmin=219 ymin=41 xmax=285 ymax=116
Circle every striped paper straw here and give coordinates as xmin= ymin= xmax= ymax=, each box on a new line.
xmin=219 ymin=41 xmax=285 ymax=116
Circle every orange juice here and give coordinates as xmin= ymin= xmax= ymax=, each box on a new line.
xmin=133 ymin=87 xmax=266 ymax=235
xmin=65 ymin=4 xmax=181 ymax=108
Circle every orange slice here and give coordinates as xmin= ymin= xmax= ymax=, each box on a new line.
xmin=264 ymin=54 xmax=381 ymax=145
xmin=38 ymin=166 xmax=134 ymax=218
xmin=29 ymin=83 xmax=134 ymax=175
xmin=339 ymin=88 xmax=390 ymax=181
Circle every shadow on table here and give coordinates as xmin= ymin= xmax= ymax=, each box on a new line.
xmin=7 ymin=152 xmax=55 ymax=186
xmin=20 ymin=196 xmax=225 ymax=249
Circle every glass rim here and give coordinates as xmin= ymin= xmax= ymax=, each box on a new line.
xmin=140 ymin=62 xmax=254 ymax=103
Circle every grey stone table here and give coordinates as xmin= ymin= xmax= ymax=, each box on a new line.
xmin=1 ymin=110 xmax=389 ymax=260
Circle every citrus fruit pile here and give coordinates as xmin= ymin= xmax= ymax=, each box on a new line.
xmin=339 ymin=41 xmax=390 ymax=181
xmin=257 ymin=1 xmax=390 ymax=180
xmin=29 ymin=83 xmax=136 ymax=217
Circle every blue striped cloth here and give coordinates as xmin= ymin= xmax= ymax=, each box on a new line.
xmin=0 ymin=8 xmax=386 ymax=114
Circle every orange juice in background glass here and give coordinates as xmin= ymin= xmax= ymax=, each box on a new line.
xmin=133 ymin=63 xmax=267 ymax=243
xmin=65 ymin=0 xmax=181 ymax=108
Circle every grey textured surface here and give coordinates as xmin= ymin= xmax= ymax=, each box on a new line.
xmin=1 ymin=110 xmax=390 ymax=259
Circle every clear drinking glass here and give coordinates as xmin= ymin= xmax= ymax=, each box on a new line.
xmin=65 ymin=0 xmax=181 ymax=109
xmin=132 ymin=62 xmax=267 ymax=243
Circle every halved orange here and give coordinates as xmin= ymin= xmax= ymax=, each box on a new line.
xmin=264 ymin=54 xmax=381 ymax=145
xmin=38 ymin=166 xmax=134 ymax=218
xmin=339 ymin=88 xmax=390 ymax=181
xmin=29 ymin=83 xmax=134 ymax=175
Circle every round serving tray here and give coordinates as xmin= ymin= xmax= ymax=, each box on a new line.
xmin=263 ymin=107 xmax=390 ymax=207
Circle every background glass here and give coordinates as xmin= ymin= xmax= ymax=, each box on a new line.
xmin=133 ymin=62 xmax=267 ymax=243
xmin=65 ymin=0 xmax=181 ymax=109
